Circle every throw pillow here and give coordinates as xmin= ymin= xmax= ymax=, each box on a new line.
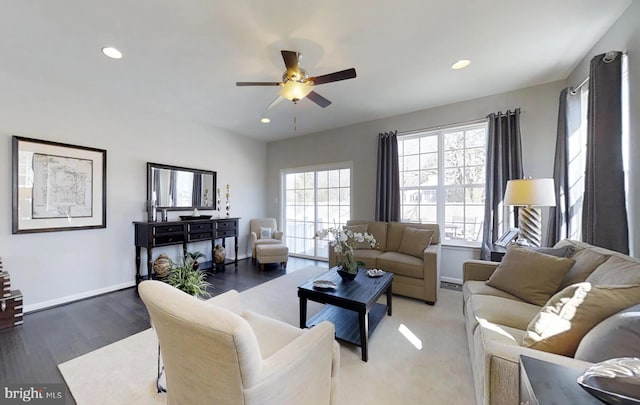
xmin=485 ymin=247 xmax=575 ymax=306
xmin=344 ymin=224 xmax=372 ymax=249
xmin=586 ymin=255 xmax=640 ymax=285
xmin=398 ymin=227 xmax=434 ymax=259
xmin=523 ymin=283 xmax=640 ymax=357
xmin=528 ymin=245 xmax=574 ymax=258
xmin=574 ymin=304 xmax=640 ymax=363
xmin=558 ymin=248 xmax=609 ymax=289
xmin=259 ymin=227 xmax=272 ymax=239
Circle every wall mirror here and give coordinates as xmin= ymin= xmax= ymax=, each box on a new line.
xmin=147 ymin=162 xmax=216 ymax=210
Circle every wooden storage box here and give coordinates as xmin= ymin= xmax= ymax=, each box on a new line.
xmin=0 ymin=289 xmax=23 ymax=330
xmin=0 ymin=271 xmax=10 ymax=298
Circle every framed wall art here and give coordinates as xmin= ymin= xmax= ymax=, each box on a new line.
xmin=494 ymin=227 xmax=519 ymax=247
xmin=12 ymin=136 xmax=107 ymax=234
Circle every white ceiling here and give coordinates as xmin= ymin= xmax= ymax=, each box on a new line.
xmin=0 ymin=1 xmax=630 ymax=141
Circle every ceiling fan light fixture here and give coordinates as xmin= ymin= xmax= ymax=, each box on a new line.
xmin=260 ymin=117 xmax=271 ymax=123
xmin=279 ymin=80 xmax=313 ymax=102
xmin=451 ymin=59 xmax=471 ymax=70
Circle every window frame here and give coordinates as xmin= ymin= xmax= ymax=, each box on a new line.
xmin=398 ymin=120 xmax=488 ymax=247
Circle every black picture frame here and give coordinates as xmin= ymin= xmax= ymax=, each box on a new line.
xmin=12 ymin=136 xmax=107 ymax=234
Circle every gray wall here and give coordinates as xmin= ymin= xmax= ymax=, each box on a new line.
xmin=566 ymin=1 xmax=639 ymax=256
xmin=0 ymin=68 xmax=267 ymax=311
xmin=267 ymin=80 xmax=567 ymax=281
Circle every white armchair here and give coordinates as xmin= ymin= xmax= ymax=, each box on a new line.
xmin=250 ymin=218 xmax=284 ymax=263
xmin=139 ymin=280 xmax=339 ymax=405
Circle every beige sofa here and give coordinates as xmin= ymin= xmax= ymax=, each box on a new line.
xmin=463 ymin=240 xmax=640 ymax=405
xmin=329 ymin=220 xmax=441 ymax=304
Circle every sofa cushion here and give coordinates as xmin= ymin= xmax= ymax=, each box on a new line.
xmin=398 ymin=227 xmax=434 ymax=258
xmin=523 ymin=282 xmax=640 ymax=357
xmin=486 ymin=247 xmax=575 ymax=306
xmin=469 ymin=294 xmax=541 ymax=332
xmin=349 ymin=249 xmax=384 ymax=269
xmin=463 ymin=280 xmax=524 ymax=302
xmin=586 ymin=255 xmax=640 ymax=285
xmin=528 ymin=245 xmax=575 ymax=257
xmin=574 ymin=304 xmax=640 ymax=363
xmin=344 ymin=224 xmax=372 ymax=249
xmin=559 ymin=248 xmax=610 ymax=289
xmin=376 ymin=251 xmax=424 ymax=279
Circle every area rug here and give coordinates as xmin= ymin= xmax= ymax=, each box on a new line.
xmin=58 ymin=266 xmax=474 ymax=404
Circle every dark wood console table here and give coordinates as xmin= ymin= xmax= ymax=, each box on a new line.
xmin=133 ymin=217 xmax=240 ymax=284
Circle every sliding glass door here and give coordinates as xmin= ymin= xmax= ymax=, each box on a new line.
xmin=283 ymin=165 xmax=351 ymax=259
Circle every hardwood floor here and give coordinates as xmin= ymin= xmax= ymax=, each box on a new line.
xmin=0 ymin=257 xmax=323 ymax=403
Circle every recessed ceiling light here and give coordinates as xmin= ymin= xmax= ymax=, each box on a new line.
xmin=451 ymin=59 xmax=471 ymax=70
xmin=261 ymin=118 xmax=271 ymax=124
xmin=101 ymin=47 xmax=122 ymax=59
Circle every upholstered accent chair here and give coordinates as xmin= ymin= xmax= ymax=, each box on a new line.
xmin=250 ymin=218 xmax=284 ymax=263
xmin=139 ymin=280 xmax=340 ymax=405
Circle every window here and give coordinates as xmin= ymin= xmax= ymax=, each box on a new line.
xmin=398 ymin=122 xmax=487 ymax=245
xmin=282 ymin=165 xmax=351 ymax=259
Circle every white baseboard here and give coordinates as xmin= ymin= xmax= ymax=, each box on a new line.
xmin=24 ymin=255 xmax=253 ymax=313
xmin=441 ymin=276 xmax=463 ymax=285
xmin=24 ymin=281 xmax=136 ymax=313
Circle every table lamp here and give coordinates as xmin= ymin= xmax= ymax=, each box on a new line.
xmin=503 ymin=178 xmax=556 ymax=247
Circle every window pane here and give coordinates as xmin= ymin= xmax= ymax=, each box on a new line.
xmin=465 ymin=187 xmax=485 ymax=204
xmin=403 ymin=138 xmax=419 ymax=154
xmin=421 ymin=189 xmax=437 ymax=204
xmin=444 ymin=150 xmax=464 ymax=168
xmin=445 ymin=168 xmax=464 ymax=185
xmin=465 ymin=129 xmax=486 ymax=147
xmin=328 ymin=170 xmax=339 ymax=187
xmin=402 ymin=189 xmax=419 ymax=204
xmin=317 ymin=171 xmax=328 ymax=188
xmin=420 ymin=136 xmax=438 ymax=153
xmin=402 ymin=171 xmax=420 ymax=187
xmin=420 ymin=170 xmax=438 ymax=186
xmin=340 ymin=169 xmax=350 ymax=187
xmin=465 ymin=166 xmax=485 ymax=184
xmin=403 ymin=155 xmax=419 ymax=171
xmin=444 ymin=131 xmax=464 ymax=150
xmin=419 ymin=205 xmax=437 ymax=222
xmin=446 ymin=187 xmax=464 ymax=203
xmin=420 ymin=152 xmax=438 ymax=169
xmin=402 ymin=205 xmax=419 ymax=222
xmin=466 ymin=147 xmax=485 ymax=166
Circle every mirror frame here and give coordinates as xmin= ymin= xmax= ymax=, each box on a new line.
xmin=147 ymin=162 xmax=217 ymax=211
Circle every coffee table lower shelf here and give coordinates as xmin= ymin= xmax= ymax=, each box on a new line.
xmin=306 ymin=302 xmax=388 ymax=346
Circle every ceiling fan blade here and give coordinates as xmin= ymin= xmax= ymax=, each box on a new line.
xmin=306 ymin=91 xmax=332 ymax=108
xmin=266 ymin=96 xmax=286 ymax=110
xmin=281 ymin=50 xmax=300 ymax=77
xmin=309 ymin=68 xmax=357 ymax=85
xmin=236 ymin=81 xmax=281 ymax=86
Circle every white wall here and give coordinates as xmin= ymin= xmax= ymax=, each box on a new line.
xmin=266 ymin=80 xmax=566 ymax=282
xmin=0 ymin=69 xmax=267 ymax=312
xmin=567 ymin=1 xmax=639 ymax=256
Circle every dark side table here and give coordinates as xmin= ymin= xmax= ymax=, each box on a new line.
xmin=490 ymin=245 xmax=507 ymax=262
xmin=519 ymin=355 xmax=601 ymax=405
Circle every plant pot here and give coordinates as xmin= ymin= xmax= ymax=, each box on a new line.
xmin=337 ymin=268 xmax=357 ymax=282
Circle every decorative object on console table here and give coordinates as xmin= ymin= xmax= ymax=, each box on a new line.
xmin=504 ymin=178 xmax=556 ymax=247
xmin=12 ymin=136 xmax=107 ymax=234
xmin=216 ymin=187 xmax=221 ymax=218
xmin=0 ymin=289 xmax=23 ymax=330
xmin=225 ymin=184 xmax=230 ymax=217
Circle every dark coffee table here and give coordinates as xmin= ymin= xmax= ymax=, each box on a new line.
xmin=298 ymin=267 xmax=393 ymax=362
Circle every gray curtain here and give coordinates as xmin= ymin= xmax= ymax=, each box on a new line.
xmin=375 ymin=131 xmax=400 ymax=221
xmin=582 ymin=51 xmax=629 ymax=253
xmin=547 ymin=88 xmax=582 ymax=246
xmin=481 ymin=109 xmax=523 ymax=260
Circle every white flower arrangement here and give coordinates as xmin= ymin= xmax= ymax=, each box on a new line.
xmin=315 ymin=226 xmax=377 ymax=273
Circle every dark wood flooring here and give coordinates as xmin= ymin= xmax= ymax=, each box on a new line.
xmin=0 ymin=257 xmax=323 ymax=404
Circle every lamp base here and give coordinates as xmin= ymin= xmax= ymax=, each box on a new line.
xmin=518 ymin=207 xmax=542 ymax=247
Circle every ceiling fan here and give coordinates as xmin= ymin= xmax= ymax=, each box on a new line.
xmin=236 ymin=50 xmax=356 ymax=109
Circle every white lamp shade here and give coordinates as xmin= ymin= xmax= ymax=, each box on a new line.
xmin=504 ymin=178 xmax=556 ymax=207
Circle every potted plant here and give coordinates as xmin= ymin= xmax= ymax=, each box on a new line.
xmin=165 ymin=252 xmax=210 ymax=298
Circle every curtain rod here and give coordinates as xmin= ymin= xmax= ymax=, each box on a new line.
xmin=569 ymin=51 xmax=627 ymax=96
xmin=397 ymin=111 xmax=523 ymax=137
